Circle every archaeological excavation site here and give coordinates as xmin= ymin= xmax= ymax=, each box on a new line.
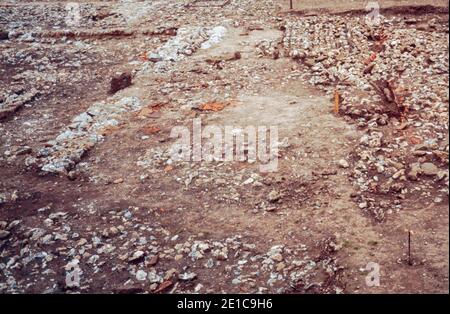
xmin=0 ymin=0 xmax=449 ymax=295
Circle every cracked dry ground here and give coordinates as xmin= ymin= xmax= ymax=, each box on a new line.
xmin=0 ymin=1 xmax=449 ymax=294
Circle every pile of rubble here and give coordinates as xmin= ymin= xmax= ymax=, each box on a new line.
xmin=27 ymin=22 xmax=233 ymax=176
xmin=0 ymin=88 xmax=40 ymax=120
xmin=145 ymin=25 xmax=227 ymax=72
xmin=0 ymin=206 xmax=344 ymax=294
xmin=284 ymin=13 xmax=449 ymax=220
xmin=32 ymin=97 xmax=142 ymax=175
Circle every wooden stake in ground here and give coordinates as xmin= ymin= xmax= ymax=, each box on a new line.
xmin=334 ymin=89 xmax=340 ymax=115
xmin=290 ymin=0 xmax=293 ymax=10
xmin=408 ymin=230 xmax=413 ymax=266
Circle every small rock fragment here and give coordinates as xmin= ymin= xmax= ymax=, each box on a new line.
xmin=0 ymin=230 xmax=11 ymax=240
xmin=135 ymin=270 xmax=148 ymax=281
xmin=129 ymin=251 xmax=145 ymax=264
xmin=421 ymin=163 xmax=439 ymax=176
xmin=338 ymin=159 xmax=350 ymax=169
xmin=179 ymin=272 xmax=197 ymax=281
xmin=268 ymin=190 xmax=281 ymax=203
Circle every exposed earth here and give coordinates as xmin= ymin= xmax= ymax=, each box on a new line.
xmin=0 ymin=0 xmax=449 ymax=294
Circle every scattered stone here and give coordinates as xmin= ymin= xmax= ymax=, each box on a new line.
xmin=408 ymin=163 xmax=422 ymax=181
xmin=148 ymin=53 xmax=163 ymax=63
xmin=276 ymin=262 xmax=286 ymax=272
xmin=359 ymin=202 xmax=368 ymax=209
xmin=113 ymin=178 xmax=124 ymax=184
xmin=194 ymin=283 xmax=204 ymax=292
xmin=174 ymin=254 xmax=183 ymax=261
xmin=147 ymin=255 xmax=159 ymax=266
xmin=270 ymin=253 xmax=283 ymax=262
xmin=338 ymin=159 xmax=350 ymax=169
xmin=0 ymin=230 xmax=11 ymax=240
xmin=148 ymin=271 xmax=163 ymax=284
xmin=421 ymin=163 xmax=439 ymax=176
xmin=0 ymin=0 xmax=446 ymax=295
xmin=15 ymin=146 xmax=32 ymax=156
xmin=178 ymin=272 xmax=197 ymax=281
xmin=268 ymin=190 xmax=281 ymax=203
xmin=304 ymin=58 xmax=316 ymax=67
xmin=155 ymin=280 xmax=173 ymax=293
xmin=164 ymin=268 xmax=178 ymax=280
xmin=135 ymin=270 xmax=148 ymax=281
xmin=128 ymin=251 xmax=145 ymax=264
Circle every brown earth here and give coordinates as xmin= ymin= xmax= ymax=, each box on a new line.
xmin=0 ymin=0 xmax=448 ymax=294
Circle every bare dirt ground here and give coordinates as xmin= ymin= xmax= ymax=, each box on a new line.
xmin=0 ymin=0 xmax=448 ymax=294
